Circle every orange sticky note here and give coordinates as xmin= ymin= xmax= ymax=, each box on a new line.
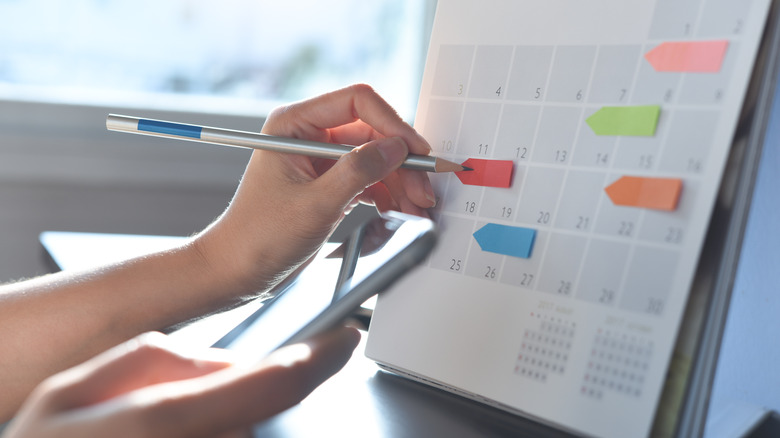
xmin=605 ymin=176 xmax=682 ymax=211
xmin=644 ymin=40 xmax=729 ymax=73
xmin=456 ymin=158 xmax=513 ymax=188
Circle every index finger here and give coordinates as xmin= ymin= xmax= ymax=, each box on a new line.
xmin=127 ymin=327 xmax=361 ymax=437
xmin=267 ymin=83 xmax=432 ymax=156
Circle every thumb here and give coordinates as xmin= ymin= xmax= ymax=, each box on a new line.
xmin=315 ymin=136 xmax=408 ymax=207
xmin=41 ymin=332 xmax=234 ymax=410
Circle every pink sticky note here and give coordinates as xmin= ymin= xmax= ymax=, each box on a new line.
xmin=644 ymin=40 xmax=729 ymax=73
xmin=456 ymin=158 xmax=513 ymax=188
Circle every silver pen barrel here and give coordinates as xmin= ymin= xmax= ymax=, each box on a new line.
xmin=107 ymin=114 xmax=443 ymax=172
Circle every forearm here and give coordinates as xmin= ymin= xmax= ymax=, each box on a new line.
xmin=0 ymin=84 xmax=435 ymax=425
xmin=0 ymin=238 xmax=259 ymax=422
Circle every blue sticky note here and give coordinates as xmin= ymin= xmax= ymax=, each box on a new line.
xmin=138 ymin=119 xmax=202 ymax=139
xmin=473 ymin=223 xmax=536 ymax=259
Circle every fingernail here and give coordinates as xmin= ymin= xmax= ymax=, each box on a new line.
xmin=376 ymin=137 xmax=408 ymax=167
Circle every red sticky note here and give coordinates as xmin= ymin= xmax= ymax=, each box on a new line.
xmin=644 ymin=40 xmax=729 ymax=73
xmin=456 ymin=158 xmax=513 ymax=188
xmin=605 ymin=176 xmax=683 ymax=211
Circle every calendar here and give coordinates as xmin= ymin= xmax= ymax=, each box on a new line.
xmin=366 ymin=0 xmax=771 ymax=437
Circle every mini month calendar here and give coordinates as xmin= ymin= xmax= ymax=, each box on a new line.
xmin=366 ymin=0 xmax=772 ymax=437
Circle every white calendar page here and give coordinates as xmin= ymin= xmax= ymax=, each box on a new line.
xmin=366 ymin=0 xmax=771 ymax=437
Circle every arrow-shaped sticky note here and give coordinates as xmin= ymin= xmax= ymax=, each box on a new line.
xmin=456 ymin=158 xmax=514 ymax=188
xmin=605 ymin=176 xmax=683 ymax=211
xmin=473 ymin=223 xmax=536 ymax=258
xmin=644 ymin=40 xmax=729 ymax=73
xmin=586 ymin=105 xmax=660 ymax=137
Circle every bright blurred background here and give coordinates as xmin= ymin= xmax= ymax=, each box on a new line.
xmin=0 ymin=0 xmax=434 ymax=118
xmin=0 ymin=1 xmax=437 ymax=281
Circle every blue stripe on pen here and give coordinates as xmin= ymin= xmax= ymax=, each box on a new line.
xmin=137 ymin=119 xmax=203 ymax=139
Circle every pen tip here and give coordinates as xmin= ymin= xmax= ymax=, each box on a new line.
xmin=461 ymin=166 xmax=474 ymax=172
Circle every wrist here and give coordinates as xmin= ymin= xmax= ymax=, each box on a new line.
xmin=189 ymin=217 xmax=283 ymax=304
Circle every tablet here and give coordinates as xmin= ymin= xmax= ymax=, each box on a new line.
xmin=212 ymin=211 xmax=437 ymax=363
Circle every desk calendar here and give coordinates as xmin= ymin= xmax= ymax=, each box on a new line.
xmin=366 ymin=0 xmax=776 ymax=436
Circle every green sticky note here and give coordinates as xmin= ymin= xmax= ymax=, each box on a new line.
xmin=586 ymin=105 xmax=660 ymax=136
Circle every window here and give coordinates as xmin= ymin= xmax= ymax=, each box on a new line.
xmin=0 ymin=0 xmax=433 ymax=118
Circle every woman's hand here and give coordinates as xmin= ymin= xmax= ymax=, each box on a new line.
xmin=2 ymin=328 xmax=360 ymax=438
xmin=0 ymin=85 xmax=430 ymax=420
xmin=197 ymin=84 xmax=436 ymax=294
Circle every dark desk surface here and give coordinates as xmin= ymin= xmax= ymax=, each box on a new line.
xmin=251 ymin=334 xmax=565 ymax=438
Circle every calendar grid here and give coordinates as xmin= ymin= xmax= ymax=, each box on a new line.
xmin=422 ymin=32 xmax=736 ymax=315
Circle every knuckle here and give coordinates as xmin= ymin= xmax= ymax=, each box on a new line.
xmin=339 ymin=149 xmax=373 ymax=189
xmin=262 ymin=104 xmax=299 ymax=135
xmin=131 ymin=332 xmax=171 ymax=356
xmin=348 ymin=82 xmax=376 ymax=97
xmin=119 ymin=332 xmax=182 ymax=366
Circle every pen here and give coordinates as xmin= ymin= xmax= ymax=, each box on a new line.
xmin=106 ymin=114 xmax=471 ymax=173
